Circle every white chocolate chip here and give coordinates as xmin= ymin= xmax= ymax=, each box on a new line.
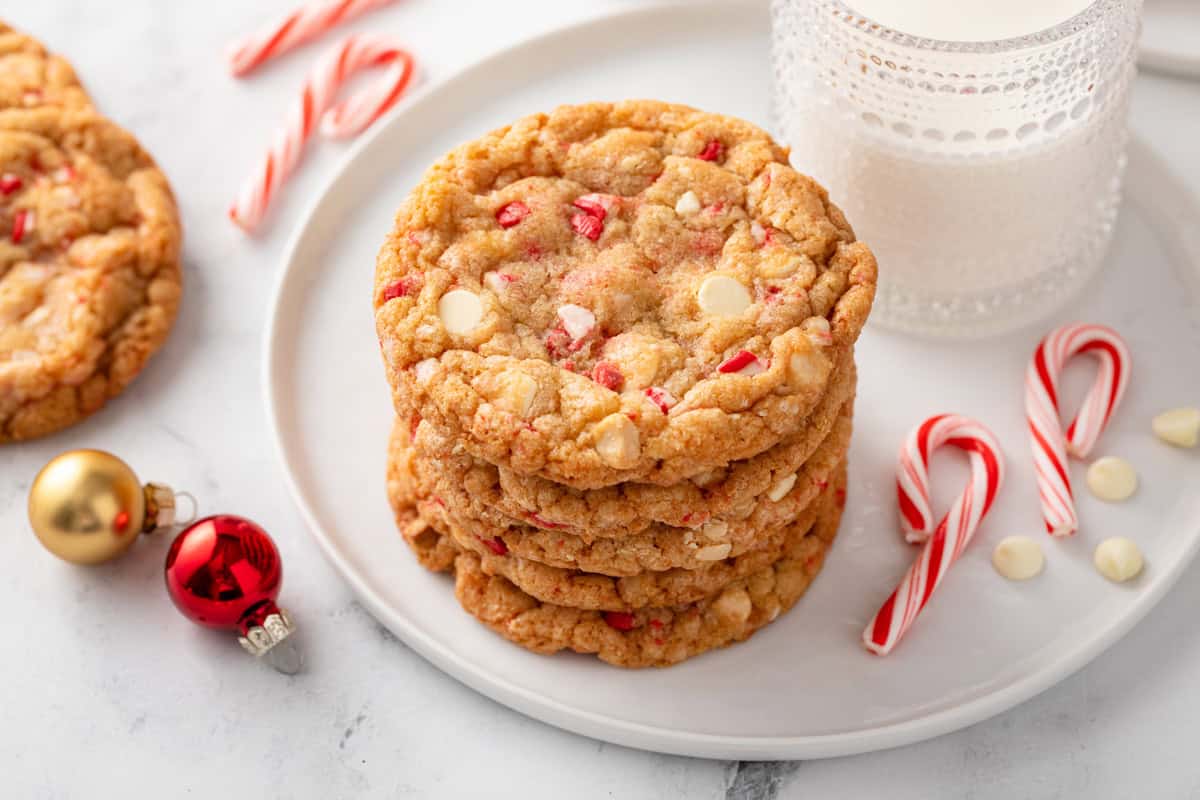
xmin=713 ymin=587 xmax=752 ymax=623
xmin=437 ymin=289 xmax=483 ymax=335
xmin=557 ymin=303 xmax=596 ymax=341
xmin=766 ymin=473 xmax=798 ymax=502
xmin=787 ymin=349 xmax=824 ymax=387
xmin=674 ymin=190 xmax=701 ymax=216
xmin=690 ymin=468 xmax=724 ymax=488
xmin=1094 ymin=537 xmax=1144 ymax=583
xmin=759 ymin=254 xmax=807 ymax=280
xmin=495 ymin=372 xmax=538 ymax=418
xmin=697 ymin=274 xmax=752 ymax=317
xmin=700 ymin=519 xmax=730 ymax=542
xmin=991 ymin=536 xmax=1044 ymax=581
xmin=593 ymin=412 xmax=640 ymax=469
xmin=1086 ymin=456 xmax=1138 ymax=502
xmin=694 ymin=543 xmax=732 ymax=561
xmin=1152 ymin=407 xmax=1200 ymax=448
xmin=802 ymin=317 xmax=833 ymax=347
xmin=414 ymin=358 xmax=439 ymax=385
xmin=750 ymin=221 xmax=766 ymax=245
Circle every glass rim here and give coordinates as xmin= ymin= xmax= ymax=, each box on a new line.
xmin=825 ymin=0 xmax=1119 ymax=53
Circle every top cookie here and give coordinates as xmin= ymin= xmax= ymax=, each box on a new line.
xmin=375 ymin=101 xmax=876 ymax=489
xmin=0 ymin=107 xmax=181 ymax=441
xmin=0 ymin=23 xmax=92 ymax=111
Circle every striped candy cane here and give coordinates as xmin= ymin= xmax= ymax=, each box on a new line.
xmin=229 ymin=34 xmax=415 ymax=232
xmin=227 ymin=0 xmax=399 ymax=76
xmin=1025 ymin=323 xmax=1130 ymax=537
xmin=864 ymin=415 xmax=1005 ymax=656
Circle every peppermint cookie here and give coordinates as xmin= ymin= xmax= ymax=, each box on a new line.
xmin=447 ymin=482 xmax=844 ymax=668
xmin=392 ymin=404 xmax=852 ymax=575
xmin=0 ymin=23 xmax=91 ymax=111
xmin=375 ymin=100 xmax=877 ymax=489
xmin=0 ymin=108 xmax=181 ymax=442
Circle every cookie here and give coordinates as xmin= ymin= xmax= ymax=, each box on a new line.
xmin=413 ymin=359 xmax=856 ymax=538
xmin=447 ymin=479 xmax=845 ymax=668
xmin=0 ymin=23 xmax=92 ymax=111
xmin=0 ymin=108 xmax=181 ymax=442
xmin=375 ymin=100 xmax=877 ymax=489
xmin=391 ymin=401 xmax=852 ymax=575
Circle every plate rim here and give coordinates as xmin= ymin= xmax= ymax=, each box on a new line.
xmin=261 ymin=0 xmax=1200 ymax=759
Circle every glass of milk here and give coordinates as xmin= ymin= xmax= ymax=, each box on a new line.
xmin=770 ymin=0 xmax=1144 ymax=337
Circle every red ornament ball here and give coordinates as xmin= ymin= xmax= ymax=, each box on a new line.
xmin=164 ymin=515 xmax=283 ymax=634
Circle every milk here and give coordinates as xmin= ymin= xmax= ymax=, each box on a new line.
xmin=845 ymin=0 xmax=1094 ymax=42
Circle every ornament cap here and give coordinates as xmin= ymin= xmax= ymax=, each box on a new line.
xmin=237 ymin=604 xmax=296 ymax=655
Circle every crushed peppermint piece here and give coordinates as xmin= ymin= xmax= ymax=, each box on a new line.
xmin=570 ymin=211 xmax=603 ymax=240
xmin=750 ymin=221 xmax=766 ymax=245
xmin=698 ymin=139 xmax=723 ymax=161
xmin=0 ymin=174 xmax=22 ymax=195
xmin=10 ymin=209 xmax=32 ymax=244
xmin=644 ymin=386 xmax=676 ymax=414
xmin=590 ymin=361 xmax=625 ymax=392
xmin=479 ymin=536 xmax=508 ymax=556
xmin=557 ymin=303 xmax=596 ymax=341
xmin=382 ymin=276 xmax=421 ymax=301
xmin=603 ymin=611 xmax=636 ymax=631
xmin=483 ymin=271 xmax=517 ymax=294
xmin=527 ymin=512 xmax=567 ymax=530
xmin=496 ymin=201 xmax=531 ymax=228
xmin=572 ymin=193 xmax=614 ymax=221
xmin=717 ymin=350 xmax=766 ymax=375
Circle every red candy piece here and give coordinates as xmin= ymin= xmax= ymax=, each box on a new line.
xmin=572 ymin=194 xmax=609 ymax=222
xmin=570 ymin=211 xmax=603 ymax=241
xmin=10 ymin=209 xmax=30 ymax=244
xmin=644 ymin=386 xmax=676 ymax=414
xmin=717 ymin=350 xmax=764 ymax=374
xmin=382 ymin=275 xmax=421 ymax=301
xmin=698 ymin=139 xmax=723 ymax=162
xmin=496 ymin=201 xmax=531 ymax=228
xmin=544 ymin=326 xmax=572 ymax=360
xmin=479 ymin=536 xmax=508 ymax=556
xmin=0 ymin=173 xmax=22 ymax=195
xmin=603 ymin=611 xmax=636 ymax=631
xmin=527 ymin=511 xmax=567 ymax=530
xmin=590 ymin=361 xmax=624 ymax=391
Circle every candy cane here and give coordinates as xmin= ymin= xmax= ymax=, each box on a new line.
xmin=229 ymin=34 xmax=415 ymax=232
xmin=864 ymin=415 xmax=1005 ymax=656
xmin=1025 ymin=323 xmax=1130 ymax=537
xmin=226 ymin=0 xmax=399 ymax=76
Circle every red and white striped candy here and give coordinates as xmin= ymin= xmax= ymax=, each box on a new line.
xmin=864 ymin=414 xmax=1005 ymax=656
xmin=229 ymin=34 xmax=415 ymax=232
xmin=1025 ymin=323 xmax=1130 ymax=537
xmin=226 ymin=0 xmax=398 ymax=76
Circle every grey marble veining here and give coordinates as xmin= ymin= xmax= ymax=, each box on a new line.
xmin=3 ymin=2 xmax=1200 ymax=798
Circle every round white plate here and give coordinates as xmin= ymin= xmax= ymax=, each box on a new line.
xmin=264 ymin=0 xmax=1200 ymax=759
xmin=1141 ymin=0 xmax=1200 ymax=80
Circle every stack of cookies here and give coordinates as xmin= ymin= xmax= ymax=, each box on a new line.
xmin=376 ymin=101 xmax=875 ymax=667
xmin=0 ymin=22 xmax=182 ymax=442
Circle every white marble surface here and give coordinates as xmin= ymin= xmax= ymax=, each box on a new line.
xmin=3 ymin=1 xmax=1199 ymax=797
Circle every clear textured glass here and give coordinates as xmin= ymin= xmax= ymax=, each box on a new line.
xmin=770 ymin=0 xmax=1143 ymax=337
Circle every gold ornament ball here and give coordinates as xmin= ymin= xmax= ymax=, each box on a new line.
xmin=28 ymin=449 xmax=147 ymax=565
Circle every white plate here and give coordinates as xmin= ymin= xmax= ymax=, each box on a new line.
xmin=264 ymin=0 xmax=1200 ymax=759
xmin=1141 ymin=0 xmax=1200 ymax=80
